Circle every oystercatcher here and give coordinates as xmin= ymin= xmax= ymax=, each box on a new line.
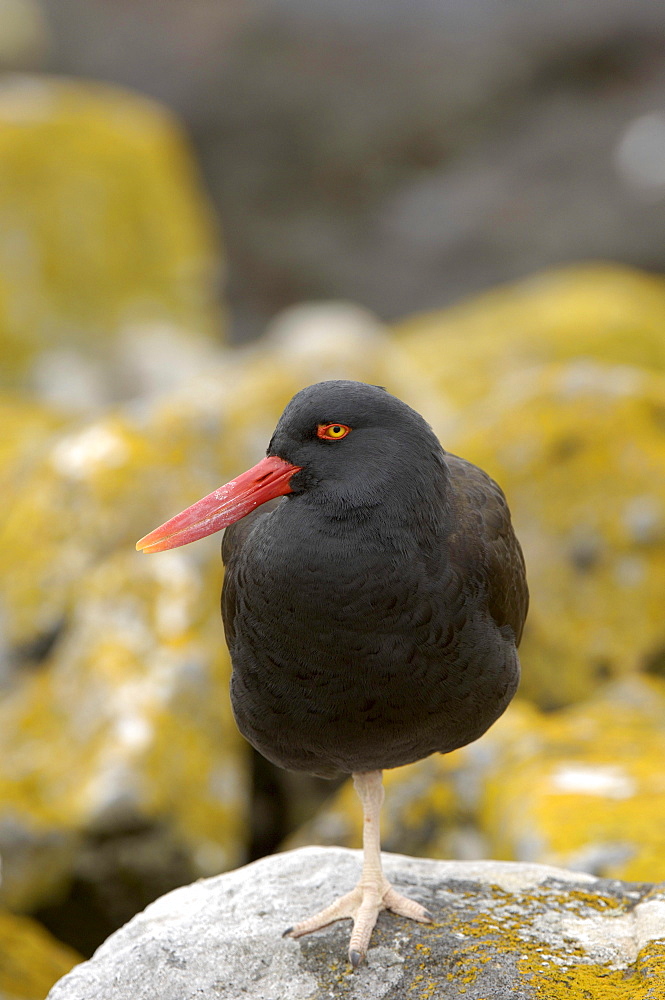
xmin=137 ymin=380 xmax=528 ymax=966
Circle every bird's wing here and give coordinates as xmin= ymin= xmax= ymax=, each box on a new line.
xmin=221 ymin=498 xmax=283 ymax=650
xmin=444 ymin=453 xmax=529 ymax=644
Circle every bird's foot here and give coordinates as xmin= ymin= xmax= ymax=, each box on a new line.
xmin=285 ymin=879 xmax=432 ymax=968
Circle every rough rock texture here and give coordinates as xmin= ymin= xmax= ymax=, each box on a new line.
xmin=286 ymin=678 xmax=665 ymax=884
xmin=0 ymin=908 xmax=81 ymax=1000
xmin=47 ymin=847 xmax=665 ymax=1000
xmin=0 ymin=73 xmax=223 ymax=403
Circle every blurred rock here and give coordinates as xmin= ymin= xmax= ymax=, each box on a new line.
xmin=36 ymin=0 xmax=665 ymax=339
xmin=396 ymin=263 xmax=665 ymax=407
xmin=0 ymin=545 xmax=246 ymax=849
xmin=449 ymin=358 xmax=665 ymax=707
xmin=0 ymin=0 xmax=50 ymax=70
xmin=0 ymin=908 xmax=81 ymax=1000
xmin=395 ymin=269 xmax=665 ymax=704
xmin=46 ymin=847 xmax=665 ymax=1000
xmin=283 ymin=741 xmax=490 ymax=862
xmin=0 ymin=395 xmax=250 ymax=920
xmin=286 ymin=678 xmax=665 ymax=884
xmin=0 ymin=394 xmax=70 ymax=501
xmin=482 ymin=677 xmax=665 ymax=882
xmin=0 ymin=74 xmax=223 ymax=401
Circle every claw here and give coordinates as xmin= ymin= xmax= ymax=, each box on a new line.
xmin=349 ymin=949 xmax=363 ymax=969
xmin=282 ymin=926 xmax=294 ymax=938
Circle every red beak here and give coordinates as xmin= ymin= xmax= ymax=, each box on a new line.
xmin=136 ymin=455 xmax=301 ymax=554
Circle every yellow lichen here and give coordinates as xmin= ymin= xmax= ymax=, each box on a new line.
xmin=416 ymin=880 xmax=665 ymax=999
xmin=396 ymin=263 xmax=665 ymax=406
xmin=481 ymin=678 xmax=665 ymax=882
xmin=0 ymin=909 xmax=81 ymax=1000
xmin=0 ymin=74 xmax=223 ymax=385
xmin=448 ymin=361 xmax=665 ymax=708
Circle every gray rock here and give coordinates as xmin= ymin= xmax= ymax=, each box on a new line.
xmin=48 ymin=846 xmax=665 ymax=999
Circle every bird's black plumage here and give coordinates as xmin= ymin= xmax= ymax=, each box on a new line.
xmin=221 ymin=380 xmax=528 ymax=779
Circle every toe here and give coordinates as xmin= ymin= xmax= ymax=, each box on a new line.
xmin=288 ymin=888 xmax=359 ymax=938
xmin=347 ymin=892 xmax=381 ymax=965
xmin=383 ymin=887 xmax=433 ymax=923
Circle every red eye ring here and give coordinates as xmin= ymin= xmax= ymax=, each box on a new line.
xmin=317 ymin=423 xmax=351 ymax=441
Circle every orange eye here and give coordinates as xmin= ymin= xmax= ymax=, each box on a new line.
xmin=317 ymin=423 xmax=351 ymax=441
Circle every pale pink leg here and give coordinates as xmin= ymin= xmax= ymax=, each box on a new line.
xmin=285 ymin=770 xmax=432 ymax=967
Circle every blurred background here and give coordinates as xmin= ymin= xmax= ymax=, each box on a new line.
xmin=2 ymin=0 xmax=665 ymax=994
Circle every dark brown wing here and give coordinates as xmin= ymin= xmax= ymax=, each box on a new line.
xmin=221 ymin=498 xmax=284 ymax=650
xmin=445 ymin=453 xmax=528 ymax=644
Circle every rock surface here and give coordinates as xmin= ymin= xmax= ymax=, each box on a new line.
xmin=47 ymin=846 xmax=665 ymax=1000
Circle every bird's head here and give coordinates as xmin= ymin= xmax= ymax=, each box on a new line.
xmin=136 ymin=380 xmax=445 ymax=553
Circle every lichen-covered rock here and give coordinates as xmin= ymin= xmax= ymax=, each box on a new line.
xmin=0 ymin=393 xmax=71 ymax=503
xmin=397 ymin=267 xmax=665 ymax=706
xmin=0 ymin=908 xmax=81 ymax=1000
xmin=288 ymin=678 xmax=665 ymax=887
xmin=395 ymin=263 xmax=665 ymax=407
xmin=46 ymin=847 xmax=665 ymax=1000
xmin=482 ymin=677 xmax=665 ymax=883
xmin=0 ymin=74 xmax=223 ymax=401
xmin=449 ymin=360 xmax=665 ymax=707
xmin=0 ymin=398 xmax=250 ymax=912
xmin=0 ymin=548 xmax=248 ymax=913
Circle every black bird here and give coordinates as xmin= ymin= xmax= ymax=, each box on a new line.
xmin=137 ymin=380 xmax=528 ymax=967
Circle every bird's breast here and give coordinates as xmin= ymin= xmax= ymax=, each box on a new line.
xmin=225 ymin=498 xmax=519 ymax=775
xmin=238 ymin=507 xmax=427 ymax=647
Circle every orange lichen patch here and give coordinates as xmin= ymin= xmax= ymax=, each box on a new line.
xmin=0 ymin=910 xmax=81 ymax=1000
xmin=0 ymin=74 xmax=223 ymax=386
